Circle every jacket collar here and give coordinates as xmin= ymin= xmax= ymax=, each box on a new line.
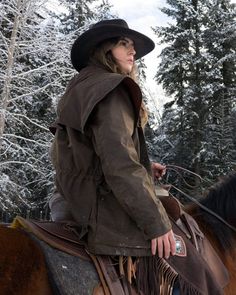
xmin=56 ymin=65 xmax=143 ymax=133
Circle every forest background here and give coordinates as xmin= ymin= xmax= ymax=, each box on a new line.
xmin=0 ymin=0 xmax=235 ymax=221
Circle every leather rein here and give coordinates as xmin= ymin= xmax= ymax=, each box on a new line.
xmin=163 ymin=165 xmax=236 ymax=234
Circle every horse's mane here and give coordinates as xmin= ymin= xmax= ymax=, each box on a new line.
xmin=194 ymin=172 xmax=236 ymax=251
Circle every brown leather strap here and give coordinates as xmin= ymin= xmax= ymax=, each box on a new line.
xmin=96 ymin=256 xmax=126 ymax=295
xmin=89 ymin=254 xmax=111 ymax=295
xmin=180 ymin=212 xmax=204 ymax=251
xmin=176 ymin=212 xmax=229 ymax=289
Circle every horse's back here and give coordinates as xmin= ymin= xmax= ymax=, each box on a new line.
xmin=36 ymin=234 xmax=101 ymax=295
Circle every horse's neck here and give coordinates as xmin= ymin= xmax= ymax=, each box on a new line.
xmin=186 ymin=205 xmax=236 ymax=266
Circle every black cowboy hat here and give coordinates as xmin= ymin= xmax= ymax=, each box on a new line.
xmin=71 ymin=19 xmax=155 ymax=72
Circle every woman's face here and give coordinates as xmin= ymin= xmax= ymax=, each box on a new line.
xmin=111 ymin=37 xmax=136 ymax=74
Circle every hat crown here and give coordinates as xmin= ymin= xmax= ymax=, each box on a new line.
xmin=91 ymin=19 xmax=129 ymax=30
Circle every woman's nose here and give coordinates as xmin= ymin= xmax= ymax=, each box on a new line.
xmin=129 ymin=46 xmax=136 ymax=56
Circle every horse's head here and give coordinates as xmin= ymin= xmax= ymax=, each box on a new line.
xmin=202 ymin=173 xmax=236 ymax=222
xmin=194 ymin=173 xmax=236 ymax=252
xmin=164 ymin=170 xmax=236 ymax=295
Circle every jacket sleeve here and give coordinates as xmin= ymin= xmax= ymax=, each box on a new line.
xmin=90 ymin=85 xmax=171 ymax=239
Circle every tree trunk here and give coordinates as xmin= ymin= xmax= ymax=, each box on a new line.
xmin=0 ymin=0 xmax=25 ymax=148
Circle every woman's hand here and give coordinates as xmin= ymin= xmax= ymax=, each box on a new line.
xmin=151 ymin=162 xmax=166 ymax=180
xmin=151 ymin=229 xmax=176 ymax=259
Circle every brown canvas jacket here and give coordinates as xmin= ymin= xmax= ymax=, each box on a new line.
xmin=52 ymin=65 xmax=171 ymax=256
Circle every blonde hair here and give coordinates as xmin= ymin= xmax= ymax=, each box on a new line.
xmin=89 ymin=38 xmax=148 ymax=127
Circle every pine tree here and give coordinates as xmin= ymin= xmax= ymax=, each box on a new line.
xmin=232 ymin=107 xmax=236 ymax=166
xmin=201 ymin=0 xmax=236 ymax=179
xmin=154 ymin=0 xmax=236 ymax=188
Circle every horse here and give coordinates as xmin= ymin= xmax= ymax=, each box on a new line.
xmin=0 ymin=173 xmax=236 ymax=295
xmin=185 ymin=173 xmax=236 ymax=295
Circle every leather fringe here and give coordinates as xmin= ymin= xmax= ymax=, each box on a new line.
xmin=136 ymin=256 xmax=178 ymax=295
xmin=119 ymin=256 xmax=136 ymax=284
xmin=87 ymin=253 xmax=203 ymax=295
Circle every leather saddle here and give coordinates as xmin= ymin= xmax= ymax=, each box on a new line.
xmin=11 ymin=216 xmax=128 ymax=295
xmin=11 ymin=195 xmax=229 ymax=295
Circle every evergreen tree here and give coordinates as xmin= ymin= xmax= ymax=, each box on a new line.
xmin=58 ymin=0 xmax=113 ymax=31
xmin=135 ymin=58 xmax=163 ymax=162
xmin=201 ymin=0 xmax=236 ymax=178
xmin=154 ymin=0 xmax=236 ymax=189
xmin=232 ymin=107 xmax=236 ymax=165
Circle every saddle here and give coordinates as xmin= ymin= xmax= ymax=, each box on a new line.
xmin=11 ymin=217 xmax=124 ymax=295
xmin=11 ymin=196 xmax=229 ymax=295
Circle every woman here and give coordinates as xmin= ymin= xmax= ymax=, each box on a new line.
xmin=50 ymin=18 xmax=177 ymax=293
xmin=50 ymin=19 xmax=225 ymax=295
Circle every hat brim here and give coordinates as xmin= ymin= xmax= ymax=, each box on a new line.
xmin=71 ymin=25 xmax=155 ymax=72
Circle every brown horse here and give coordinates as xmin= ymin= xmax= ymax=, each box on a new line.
xmin=0 ymin=173 xmax=236 ymax=295
xmin=185 ymin=173 xmax=236 ymax=295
